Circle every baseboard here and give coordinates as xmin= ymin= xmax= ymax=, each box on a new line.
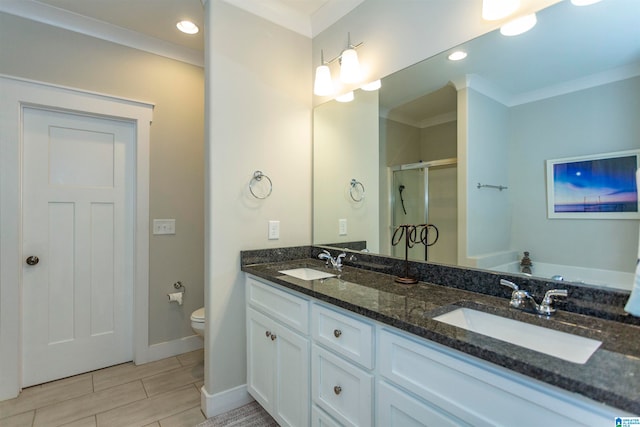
xmin=136 ymin=334 xmax=204 ymax=364
xmin=201 ymin=384 xmax=254 ymax=418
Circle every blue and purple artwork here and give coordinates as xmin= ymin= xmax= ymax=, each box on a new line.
xmin=553 ymin=155 xmax=638 ymax=213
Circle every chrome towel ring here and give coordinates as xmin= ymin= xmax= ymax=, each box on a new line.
xmin=350 ymin=179 xmax=365 ymax=202
xmin=249 ymin=170 xmax=272 ymax=199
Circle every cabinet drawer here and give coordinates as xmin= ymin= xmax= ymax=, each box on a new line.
xmin=312 ymin=345 xmax=373 ymax=427
xmin=378 ymin=329 xmax=615 ymax=427
xmin=312 ymin=304 xmax=373 ymax=369
xmin=246 ymin=276 xmax=309 ymax=334
xmin=377 ymin=380 xmax=469 ymax=427
xmin=311 ymin=405 xmax=342 ymax=427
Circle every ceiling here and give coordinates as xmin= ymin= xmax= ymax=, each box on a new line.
xmin=4 ymin=0 xmax=362 ymax=62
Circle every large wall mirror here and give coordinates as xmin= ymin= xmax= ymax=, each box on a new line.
xmin=313 ymin=0 xmax=640 ymax=291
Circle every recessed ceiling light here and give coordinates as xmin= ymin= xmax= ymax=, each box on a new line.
xmin=448 ymin=51 xmax=467 ymax=61
xmin=500 ymin=13 xmax=537 ymax=36
xmin=177 ymin=20 xmax=199 ymax=35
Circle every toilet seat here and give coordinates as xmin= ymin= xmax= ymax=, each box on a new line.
xmin=191 ymin=307 xmax=205 ymax=323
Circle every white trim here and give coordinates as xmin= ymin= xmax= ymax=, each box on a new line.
xmin=200 ymin=384 xmax=254 ymax=418
xmin=0 ymin=75 xmax=152 ymax=400
xmin=0 ymin=1 xmax=203 ymax=68
xmin=141 ymin=335 xmax=204 ymax=365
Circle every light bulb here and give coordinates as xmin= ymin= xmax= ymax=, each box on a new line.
xmin=314 ymin=64 xmax=333 ymax=96
xmin=336 ymin=91 xmax=354 ymax=102
xmin=340 ymin=49 xmax=362 ymax=84
xmin=571 ymin=0 xmax=602 ymax=5
xmin=482 ymin=0 xmax=520 ymax=20
xmin=500 ymin=13 xmax=537 ymax=36
xmin=448 ymin=51 xmax=467 ymax=61
xmin=361 ymin=80 xmax=381 ymax=91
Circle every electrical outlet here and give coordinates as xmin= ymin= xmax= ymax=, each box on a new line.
xmin=153 ymin=219 xmax=176 ymax=235
xmin=338 ymin=218 xmax=347 ymax=236
xmin=268 ymin=220 xmax=280 ymax=240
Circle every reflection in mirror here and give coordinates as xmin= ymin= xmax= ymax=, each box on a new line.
xmin=313 ymin=0 xmax=640 ymax=291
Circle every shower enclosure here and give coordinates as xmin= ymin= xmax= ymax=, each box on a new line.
xmin=391 ymin=158 xmax=457 ymax=263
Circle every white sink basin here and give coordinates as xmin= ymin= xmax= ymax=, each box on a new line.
xmin=433 ymin=307 xmax=602 ymax=364
xmin=278 ymin=268 xmax=336 ymax=281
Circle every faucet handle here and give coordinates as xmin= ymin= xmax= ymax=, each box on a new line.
xmin=539 ymin=289 xmax=568 ymax=315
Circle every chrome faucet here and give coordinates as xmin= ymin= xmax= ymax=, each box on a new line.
xmin=499 ymin=279 xmax=567 ymax=316
xmin=318 ymin=250 xmax=346 ymax=271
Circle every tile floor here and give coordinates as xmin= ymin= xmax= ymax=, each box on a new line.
xmin=0 ymin=349 xmax=206 ymax=427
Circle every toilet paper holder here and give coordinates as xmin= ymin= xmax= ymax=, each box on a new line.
xmin=168 ymin=281 xmax=185 ymax=305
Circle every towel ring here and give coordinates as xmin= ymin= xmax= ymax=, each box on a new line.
xmin=350 ymin=179 xmax=365 ymax=202
xmin=249 ymin=171 xmax=272 ymax=199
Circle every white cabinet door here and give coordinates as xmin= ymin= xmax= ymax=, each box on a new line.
xmin=247 ymin=304 xmax=310 ymax=427
xmin=275 ymin=323 xmax=310 ymax=427
xmin=247 ymin=307 xmax=276 ymax=410
xmin=312 ymin=345 xmax=373 ymax=427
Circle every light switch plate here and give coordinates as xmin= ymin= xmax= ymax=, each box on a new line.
xmin=338 ymin=218 xmax=347 ymax=236
xmin=268 ymin=220 xmax=280 ymax=240
xmin=153 ymin=219 xmax=176 ymax=235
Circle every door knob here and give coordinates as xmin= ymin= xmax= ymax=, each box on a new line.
xmin=26 ymin=256 xmax=39 ymax=266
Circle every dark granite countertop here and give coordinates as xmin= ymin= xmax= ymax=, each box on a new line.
xmin=241 ymin=254 xmax=640 ymax=415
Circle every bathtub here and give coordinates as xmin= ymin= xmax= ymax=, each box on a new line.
xmin=491 ymin=261 xmax=634 ymax=291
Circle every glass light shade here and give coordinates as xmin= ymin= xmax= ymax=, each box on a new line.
xmin=500 ymin=13 xmax=537 ymax=36
xmin=340 ymin=49 xmax=362 ymax=84
xmin=335 ymin=91 xmax=354 ymax=103
xmin=176 ymin=20 xmax=199 ymax=34
xmin=361 ymin=80 xmax=381 ymax=91
xmin=482 ymin=0 xmax=520 ymax=20
xmin=570 ymin=0 xmax=602 ymax=5
xmin=314 ymin=64 xmax=333 ymax=96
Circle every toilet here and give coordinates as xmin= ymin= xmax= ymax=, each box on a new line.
xmin=191 ymin=307 xmax=205 ymax=337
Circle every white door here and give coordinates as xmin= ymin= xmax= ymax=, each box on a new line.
xmin=22 ymin=106 xmax=134 ymax=387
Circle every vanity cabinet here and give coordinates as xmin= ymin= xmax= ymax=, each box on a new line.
xmin=245 ymin=275 xmax=623 ymax=427
xmin=377 ymin=329 xmax=616 ymax=427
xmin=246 ymin=277 xmax=310 ymax=427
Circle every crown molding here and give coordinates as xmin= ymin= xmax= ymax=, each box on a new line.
xmin=0 ymin=0 xmax=204 ymax=67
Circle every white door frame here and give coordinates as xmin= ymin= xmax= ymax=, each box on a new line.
xmin=0 ymin=75 xmax=153 ymax=400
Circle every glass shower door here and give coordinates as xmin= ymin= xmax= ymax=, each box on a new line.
xmin=391 ymin=163 xmax=457 ymax=263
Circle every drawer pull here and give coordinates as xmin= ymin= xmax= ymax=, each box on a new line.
xmin=270 ymin=334 xmax=277 ymax=341
xmin=333 ymin=385 xmax=342 ymax=395
xmin=333 ymin=329 xmax=342 ymax=338
xmin=265 ymin=331 xmax=271 ymax=338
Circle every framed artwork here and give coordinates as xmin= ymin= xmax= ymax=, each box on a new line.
xmin=546 ymin=150 xmax=640 ymax=219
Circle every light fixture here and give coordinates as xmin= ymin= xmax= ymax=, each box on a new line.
xmin=500 ymin=13 xmax=537 ymax=36
xmin=482 ymin=0 xmax=520 ymax=20
xmin=361 ymin=80 xmax=381 ymax=91
xmin=313 ymin=50 xmax=334 ymax=96
xmin=176 ymin=20 xmax=199 ymax=35
xmin=570 ymin=0 xmax=602 ymax=5
xmin=335 ymin=91 xmax=354 ymax=103
xmin=448 ymin=51 xmax=467 ymax=61
xmin=339 ymin=33 xmax=362 ymax=84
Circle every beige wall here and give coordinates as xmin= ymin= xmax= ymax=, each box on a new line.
xmin=0 ymin=13 xmax=205 ymax=345
xmin=204 ymin=0 xmax=312 ymax=395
